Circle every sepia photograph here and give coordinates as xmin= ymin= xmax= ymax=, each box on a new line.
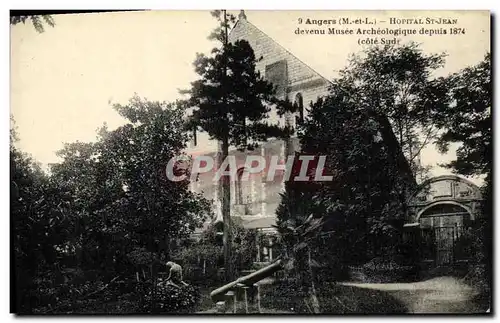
xmin=10 ymin=9 xmax=491 ymax=315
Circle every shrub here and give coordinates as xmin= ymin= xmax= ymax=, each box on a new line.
xmin=346 ymin=257 xmax=419 ymax=283
xmin=143 ymin=283 xmax=201 ymax=313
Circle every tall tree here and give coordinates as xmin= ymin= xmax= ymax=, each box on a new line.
xmin=432 ymin=53 xmax=491 ymax=299
xmin=277 ymin=94 xmax=411 ymax=266
xmin=276 ymin=92 xmax=415 ymax=312
xmin=182 ymin=10 xmax=293 ymax=282
xmin=333 ymin=43 xmax=449 ymax=183
xmin=434 ymin=53 xmax=491 ymax=177
xmin=11 ymin=118 xmax=71 ymax=313
xmin=50 ymin=96 xmax=211 ymax=273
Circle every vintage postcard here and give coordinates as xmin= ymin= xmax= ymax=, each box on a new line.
xmin=10 ymin=10 xmax=491 ymax=315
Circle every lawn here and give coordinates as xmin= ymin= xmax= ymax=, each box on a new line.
xmin=257 ymin=276 xmax=488 ymax=314
xmin=40 ymin=274 xmax=487 ymax=314
xmin=259 ymin=280 xmax=408 ymax=314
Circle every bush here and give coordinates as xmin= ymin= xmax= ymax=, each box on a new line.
xmin=347 ymin=257 xmax=419 ymax=283
xmin=143 ymin=283 xmax=201 ymax=313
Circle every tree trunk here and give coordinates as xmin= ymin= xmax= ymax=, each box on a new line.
xmin=220 ymin=10 xmax=234 ymax=283
xmin=307 ymin=248 xmax=320 ymax=313
xmin=221 ymin=138 xmax=233 ymax=282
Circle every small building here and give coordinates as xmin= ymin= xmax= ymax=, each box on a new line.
xmin=405 ymin=175 xmax=483 ymax=266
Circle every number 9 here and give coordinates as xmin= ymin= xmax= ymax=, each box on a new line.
xmin=298 ymin=18 xmax=303 ymax=24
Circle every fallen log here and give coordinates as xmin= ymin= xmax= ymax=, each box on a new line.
xmin=210 ymin=259 xmax=283 ymax=302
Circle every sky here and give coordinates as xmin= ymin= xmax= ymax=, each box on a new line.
xmin=10 ymin=10 xmax=490 ymax=185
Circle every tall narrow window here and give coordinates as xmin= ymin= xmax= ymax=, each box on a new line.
xmin=235 ymin=167 xmax=253 ymax=205
xmin=192 ymin=127 xmax=197 ymax=147
xmin=295 ymin=93 xmax=304 ymax=125
xmin=236 ymin=168 xmax=244 ymax=205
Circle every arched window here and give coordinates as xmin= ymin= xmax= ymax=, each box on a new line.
xmin=235 ymin=167 xmax=252 ymax=205
xmin=236 ymin=168 xmax=245 ymax=205
xmin=294 ymin=93 xmax=304 ymax=125
xmin=418 ymin=203 xmax=471 ymax=228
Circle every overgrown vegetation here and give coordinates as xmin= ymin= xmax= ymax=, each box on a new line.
xmin=11 ymin=97 xmax=212 ymax=314
xmin=11 ymin=12 xmax=491 ymax=314
xmin=274 ymin=45 xmax=491 ymax=312
xmin=171 ymin=222 xmax=258 ymax=287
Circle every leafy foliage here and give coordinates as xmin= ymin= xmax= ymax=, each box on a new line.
xmin=277 ymin=95 xmax=410 ymax=270
xmin=275 ymin=45 xmax=443 ymax=306
xmin=10 ymin=14 xmax=55 ymax=33
xmin=434 ymin=53 xmax=491 ymax=177
xmin=12 ymin=95 xmax=212 ymax=313
xmin=143 ymin=283 xmax=200 ymax=313
xmin=333 ymin=43 xmax=449 ymax=180
xmin=11 ymin=118 xmax=74 ymax=313
xmin=171 ymin=222 xmax=257 ymax=286
xmin=432 ymin=53 xmax=491 ymax=303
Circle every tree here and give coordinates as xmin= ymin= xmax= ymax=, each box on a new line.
xmin=11 ymin=118 xmax=71 ymax=313
xmin=275 ymin=92 xmax=416 ymax=312
xmin=182 ymin=11 xmax=293 ymax=282
xmin=275 ymin=178 xmax=323 ymax=313
xmin=334 ymin=43 xmax=449 ymax=182
xmin=277 ymin=94 xmax=411 ymax=262
xmin=434 ymin=53 xmax=491 ymax=177
xmin=432 ymin=53 xmax=491 ymax=301
xmin=105 ymin=96 xmax=211 ymax=258
xmin=50 ymin=96 xmax=211 ymax=277
xmin=10 ymin=14 xmax=55 ymax=33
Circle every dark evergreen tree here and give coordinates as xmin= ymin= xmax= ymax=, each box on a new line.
xmin=182 ymin=10 xmax=294 ymax=282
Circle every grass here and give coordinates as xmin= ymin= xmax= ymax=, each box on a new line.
xmin=259 ymin=280 xmax=408 ymax=314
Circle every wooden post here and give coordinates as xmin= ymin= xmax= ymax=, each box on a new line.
xmin=233 ymin=292 xmax=237 ymax=313
xmin=236 ymin=283 xmax=249 ymax=313
xmin=216 ymin=301 xmax=226 ymax=313
xmin=225 ymin=291 xmax=236 ymax=313
xmin=269 ymin=237 xmax=273 ymax=261
xmin=236 ymin=283 xmax=244 ymax=313
xmin=255 ymin=284 xmax=261 ymax=313
xmin=256 ymin=230 xmax=261 ymax=262
xmin=211 ymin=260 xmax=283 ymax=303
xmin=243 ymin=286 xmax=249 ymax=313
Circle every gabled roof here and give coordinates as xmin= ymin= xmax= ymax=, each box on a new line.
xmin=229 ymin=11 xmax=332 ymax=86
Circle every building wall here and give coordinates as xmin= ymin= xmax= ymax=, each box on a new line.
xmin=228 ymin=16 xmax=330 ymax=125
xmin=406 ymin=175 xmax=483 ymax=224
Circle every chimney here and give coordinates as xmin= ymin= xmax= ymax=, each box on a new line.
xmin=239 ymin=10 xmax=247 ymax=20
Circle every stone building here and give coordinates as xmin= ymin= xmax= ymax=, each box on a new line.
xmin=187 ymin=11 xmax=331 ymax=262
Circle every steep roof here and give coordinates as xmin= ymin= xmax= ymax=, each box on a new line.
xmin=228 ymin=11 xmax=332 ymax=86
